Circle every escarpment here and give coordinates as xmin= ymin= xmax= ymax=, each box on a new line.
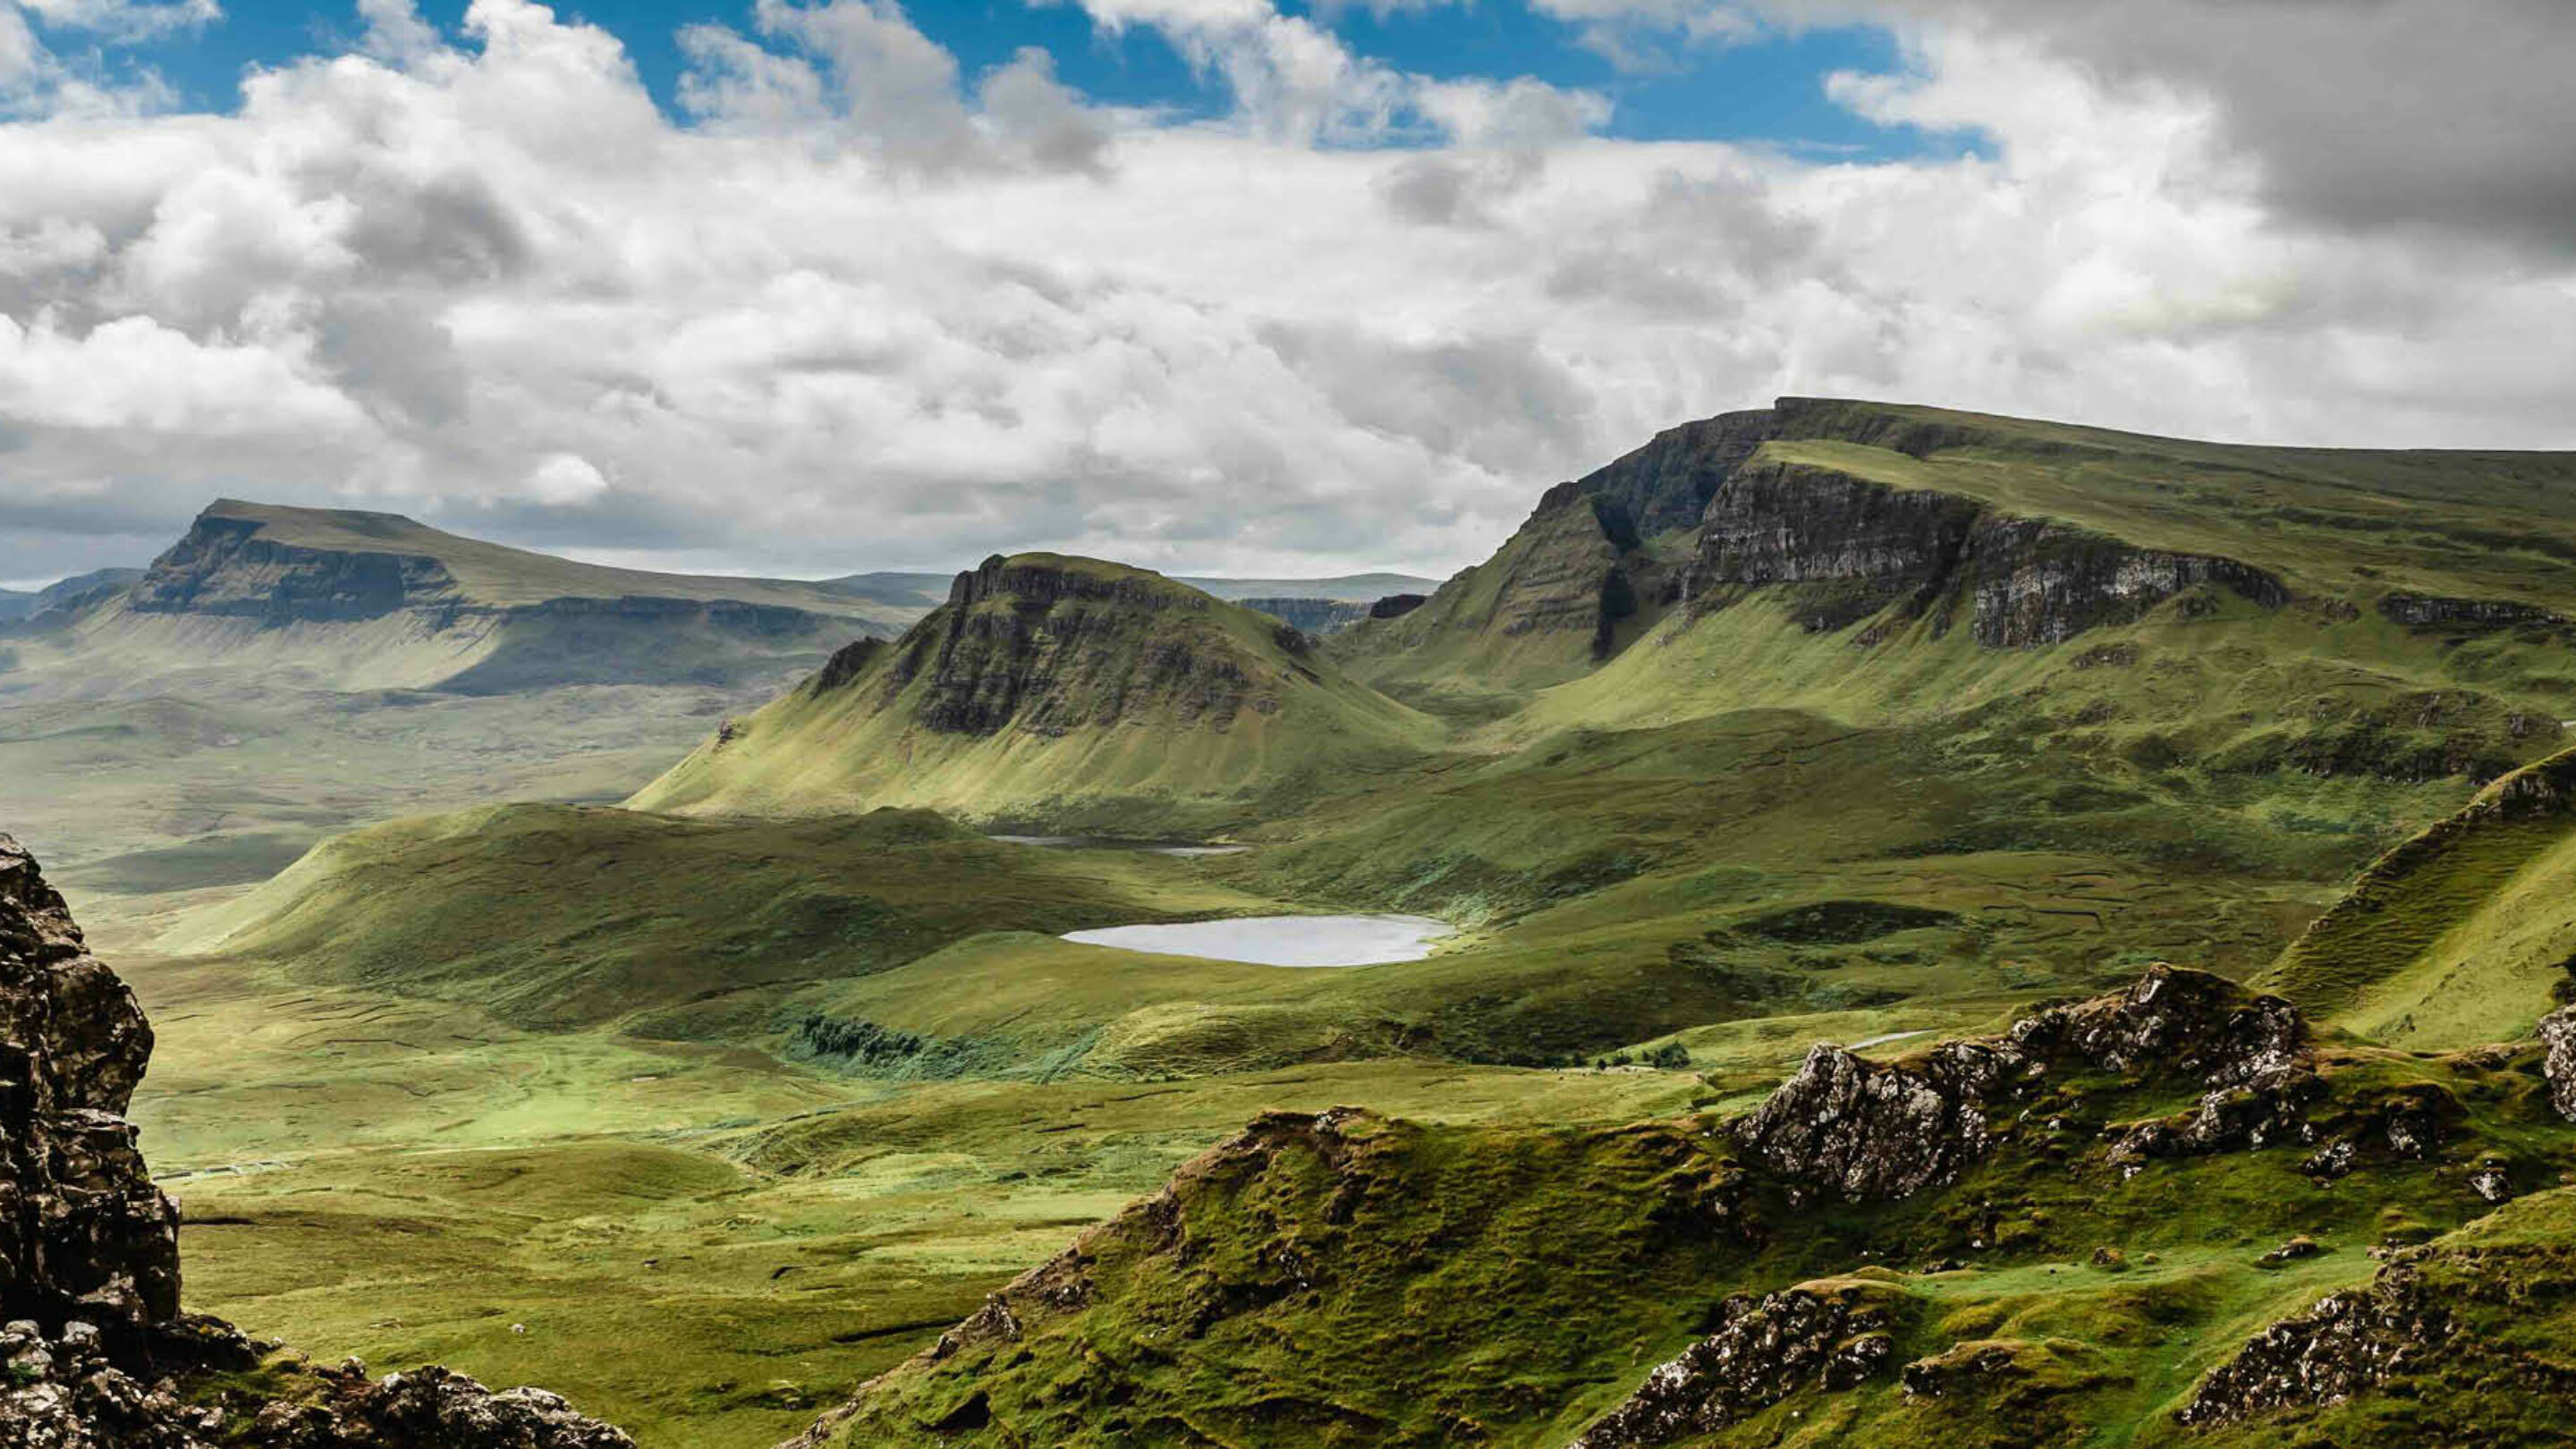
xmin=0 ymin=833 xmax=632 ymax=1448
xmin=1686 ymin=457 xmax=2289 ymax=648
xmin=868 ymin=555 xmax=1278 ymax=736
xmin=1732 ymin=966 xmax=2308 ymax=1203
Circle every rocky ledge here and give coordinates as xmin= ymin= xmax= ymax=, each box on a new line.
xmin=1732 ymin=965 xmax=2309 ymax=1203
xmin=1686 ymin=459 xmax=2288 ymax=648
xmin=0 ymin=832 xmax=631 ymax=1448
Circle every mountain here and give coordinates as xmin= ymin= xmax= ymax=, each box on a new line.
xmin=0 ymin=498 xmax=918 ymax=698
xmin=1339 ymin=395 xmax=2576 ymax=725
xmin=628 ymin=553 xmax=1441 ymax=830
xmin=815 ymin=570 xmax=1443 ymax=613
xmin=0 ymin=566 xmax=143 ymax=624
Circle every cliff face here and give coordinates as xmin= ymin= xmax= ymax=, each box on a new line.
xmin=869 ymin=555 xmax=1279 ymax=738
xmin=0 ymin=832 xmax=632 ymax=1447
xmin=0 ymin=835 xmax=178 ymax=1338
xmin=1575 ymin=408 xmax=1779 ymax=538
xmin=1237 ymin=597 xmax=1369 ymax=635
xmin=128 ymin=514 xmax=459 ymax=626
xmin=1686 ymin=458 xmax=2289 ymax=647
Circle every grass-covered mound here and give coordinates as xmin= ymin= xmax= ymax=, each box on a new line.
xmin=2263 ymin=745 xmax=2576 ymax=1049
xmin=798 ymin=971 xmax=2576 ymax=1449
xmin=162 ymin=802 xmax=1270 ymax=1036
xmin=631 ymin=555 xmax=1442 ymax=834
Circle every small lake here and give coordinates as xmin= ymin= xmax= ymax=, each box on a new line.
xmin=1061 ymin=913 xmax=1451 ymax=967
xmin=990 ymin=835 xmax=1250 ymax=858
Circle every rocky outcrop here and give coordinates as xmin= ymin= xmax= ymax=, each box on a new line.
xmin=875 ymin=555 xmax=1280 ymax=736
xmin=1573 ymin=409 xmax=1778 ymax=538
xmin=1686 ymin=460 xmax=2289 ymax=648
xmin=1367 ymin=593 xmax=1427 ymax=620
xmin=128 ymin=512 xmax=452 ymax=625
xmin=1568 ymin=1284 xmax=1893 ymax=1448
xmin=2175 ymin=1263 xmax=2450 ymax=1427
xmin=2378 ymin=593 xmax=2566 ymax=631
xmin=0 ymin=834 xmax=632 ymax=1449
xmin=0 ymin=834 xmax=178 ymax=1340
xmin=1732 ymin=966 xmax=2309 ymax=1203
xmin=2539 ymin=1005 xmax=2576 ymax=1122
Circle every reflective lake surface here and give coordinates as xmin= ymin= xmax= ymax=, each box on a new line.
xmin=1061 ymin=913 xmax=1451 ymax=967
xmin=989 ymin=835 xmax=1250 ymax=857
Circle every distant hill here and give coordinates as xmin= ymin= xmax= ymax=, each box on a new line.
xmin=630 ymin=553 xmax=1440 ymax=830
xmin=0 ymin=567 xmax=144 ymax=624
xmin=4 ymin=499 xmax=926 ymax=699
xmin=816 ymin=569 xmax=1441 ymax=612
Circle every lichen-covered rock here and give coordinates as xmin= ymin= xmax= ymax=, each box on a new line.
xmin=2538 ymin=1004 xmax=2576 ymax=1122
xmin=2175 ymin=1264 xmax=2450 ymax=1427
xmin=1733 ymin=965 xmax=2310 ymax=1204
xmin=0 ymin=833 xmax=179 ymax=1336
xmin=1568 ymin=1284 xmax=1894 ymax=1448
xmin=0 ymin=834 xmax=633 ymax=1449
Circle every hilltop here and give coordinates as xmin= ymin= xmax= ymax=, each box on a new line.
xmin=16 ymin=498 xmax=917 ymax=697
xmin=630 ymin=553 xmax=1441 ymax=831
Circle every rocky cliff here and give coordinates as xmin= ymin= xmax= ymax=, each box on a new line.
xmin=874 ymin=554 xmax=1280 ymax=737
xmin=1685 ymin=456 xmax=2289 ymax=648
xmin=1237 ymin=597 xmax=1370 ymax=635
xmin=0 ymin=832 xmax=632 ymax=1447
xmin=47 ymin=500 xmax=900 ymax=694
xmin=1573 ymin=409 xmax=1779 ymax=538
xmin=630 ymin=553 xmax=1436 ymax=826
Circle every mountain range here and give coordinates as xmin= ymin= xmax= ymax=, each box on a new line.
xmin=16 ymin=395 xmax=2576 ymax=1449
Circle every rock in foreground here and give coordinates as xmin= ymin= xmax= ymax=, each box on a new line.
xmin=0 ymin=832 xmax=633 ymax=1449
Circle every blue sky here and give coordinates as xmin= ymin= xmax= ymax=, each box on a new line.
xmin=73 ymin=0 xmax=1970 ymax=159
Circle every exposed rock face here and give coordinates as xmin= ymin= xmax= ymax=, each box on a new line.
xmin=1733 ymin=966 xmax=2309 ymax=1203
xmin=1687 ymin=460 xmax=2289 ymax=648
xmin=0 ymin=834 xmax=633 ymax=1449
xmin=2378 ymin=593 xmax=2566 ymax=631
xmin=2176 ymin=1264 xmax=2450 ymax=1427
xmin=129 ymin=512 xmax=451 ymax=625
xmin=0 ymin=834 xmax=178 ymax=1338
xmin=1568 ymin=1284 xmax=1892 ymax=1448
xmin=873 ymin=555 xmax=1277 ymax=737
xmin=1573 ymin=408 xmax=1779 ymax=538
xmin=2539 ymin=1004 xmax=2576 ymax=1122
xmin=1367 ymin=593 xmax=1427 ymax=620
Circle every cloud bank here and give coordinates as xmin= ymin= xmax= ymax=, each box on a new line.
xmin=0 ymin=0 xmax=2570 ymax=584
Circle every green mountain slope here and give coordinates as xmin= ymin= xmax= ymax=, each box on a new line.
xmin=629 ymin=554 xmax=1443 ymax=831
xmin=165 ymin=801 xmax=1271 ymax=1037
xmin=2261 ymin=745 xmax=2576 ymax=1048
xmin=803 ymin=970 xmax=2576 ymax=1449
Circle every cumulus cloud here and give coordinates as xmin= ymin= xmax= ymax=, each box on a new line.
xmin=0 ymin=0 xmax=2569 ymax=588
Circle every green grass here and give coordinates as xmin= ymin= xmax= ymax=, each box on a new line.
xmin=2262 ymin=745 xmax=2576 ymax=1047
xmin=821 ymin=1032 xmax=2576 ymax=1448
xmin=161 ymin=802 xmax=1274 ymax=1035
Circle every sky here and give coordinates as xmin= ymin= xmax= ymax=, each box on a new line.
xmin=2 ymin=0 xmax=2572 ymax=588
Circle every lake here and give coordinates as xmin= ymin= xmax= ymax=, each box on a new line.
xmin=1061 ymin=913 xmax=1451 ymax=967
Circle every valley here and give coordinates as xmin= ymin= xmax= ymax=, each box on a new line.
xmin=18 ymin=396 xmax=2576 ymax=1447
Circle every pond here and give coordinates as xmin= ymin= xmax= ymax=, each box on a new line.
xmin=989 ymin=835 xmax=1250 ymax=857
xmin=1060 ymin=913 xmax=1452 ymax=967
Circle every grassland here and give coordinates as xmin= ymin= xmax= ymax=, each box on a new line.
xmin=80 ymin=402 xmax=2576 ymax=1446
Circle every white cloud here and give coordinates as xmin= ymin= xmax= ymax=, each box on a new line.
xmin=0 ymin=0 xmax=2569 ymax=585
